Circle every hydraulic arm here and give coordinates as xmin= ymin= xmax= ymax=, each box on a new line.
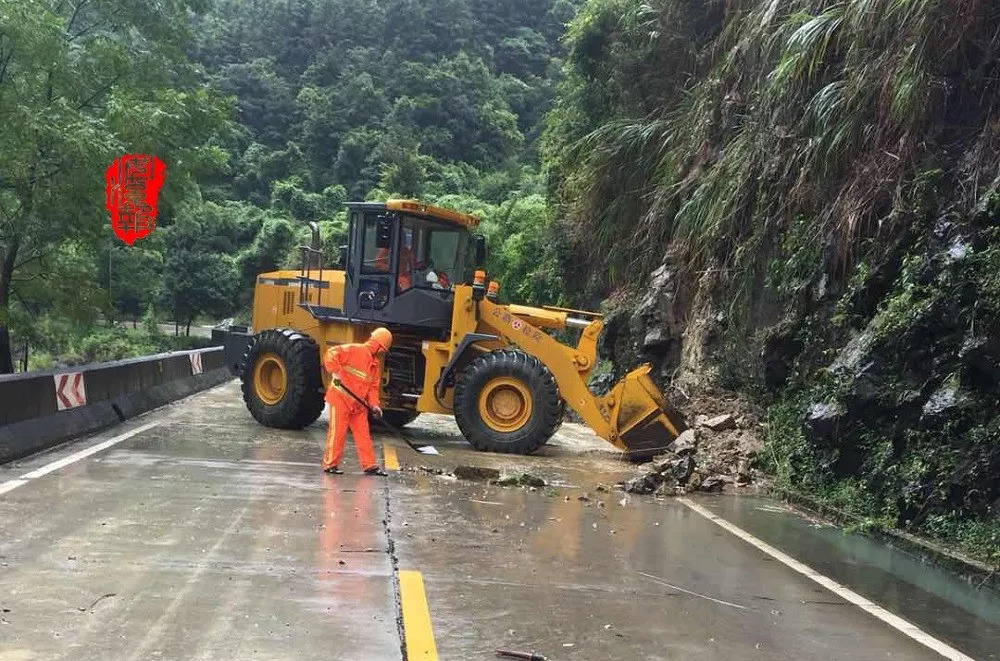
xmin=477 ymin=298 xmax=685 ymax=456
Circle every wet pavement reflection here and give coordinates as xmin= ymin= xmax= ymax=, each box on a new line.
xmin=0 ymin=381 xmax=996 ymax=660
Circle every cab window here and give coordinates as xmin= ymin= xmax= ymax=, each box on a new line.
xmin=362 ymin=212 xmax=393 ymax=274
xmin=398 ymin=216 xmax=469 ymax=292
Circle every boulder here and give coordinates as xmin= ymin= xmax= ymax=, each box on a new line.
xmin=654 ymin=478 xmax=679 ymax=497
xmin=921 ymin=384 xmax=969 ymax=424
xmin=959 ymin=335 xmax=1000 ymax=380
xmin=829 ymin=330 xmax=875 ymax=376
xmin=589 ymin=373 xmax=616 ymax=396
xmin=628 ymin=257 xmax=685 ymax=366
xmin=699 ymin=475 xmax=727 ymax=492
xmin=621 ymin=472 xmax=664 ymax=495
xmin=655 ymin=455 xmax=695 ymax=483
xmin=803 ymin=402 xmax=846 ymax=443
xmin=667 ymin=429 xmax=697 ymax=455
xmin=643 ymin=326 xmax=671 ymax=349
xmin=702 ymin=414 xmax=736 ymax=431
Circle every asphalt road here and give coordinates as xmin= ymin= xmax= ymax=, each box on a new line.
xmin=0 ymin=381 xmax=996 ymax=660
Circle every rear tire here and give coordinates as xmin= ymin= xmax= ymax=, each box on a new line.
xmin=241 ymin=328 xmax=324 ymax=429
xmin=453 ymin=349 xmax=561 ymax=454
xmin=373 ymin=409 xmax=420 ymax=429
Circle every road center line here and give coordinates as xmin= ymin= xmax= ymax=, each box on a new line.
xmin=1 ymin=422 xmax=161 ymax=494
xmin=383 ymin=445 xmax=400 ymax=471
xmin=677 ymin=497 xmax=976 ymax=661
xmin=398 ymin=569 xmax=438 ymax=660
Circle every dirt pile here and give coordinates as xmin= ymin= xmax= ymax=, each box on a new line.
xmin=619 ymin=402 xmax=766 ymax=496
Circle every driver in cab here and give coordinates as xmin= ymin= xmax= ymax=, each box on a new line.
xmin=374 ymin=232 xmax=414 ymax=291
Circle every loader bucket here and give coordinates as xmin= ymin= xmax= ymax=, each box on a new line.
xmin=605 ymin=365 xmax=686 ymax=461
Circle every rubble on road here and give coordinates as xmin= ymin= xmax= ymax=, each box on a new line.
xmin=619 ymin=407 xmax=764 ymax=495
xmin=453 ymin=465 xmax=501 ymax=481
xmin=493 ymin=472 xmax=547 ymax=488
xmin=404 ymin=464 xmax=548 ymax=489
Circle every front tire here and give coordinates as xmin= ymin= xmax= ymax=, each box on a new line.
xmin=241 ymin=328 xmax=324 ymax=429
xmin=453 ymin=349 xmax=562 ymax=454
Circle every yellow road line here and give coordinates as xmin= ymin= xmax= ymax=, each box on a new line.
xmin=398 ymin=570 xmax=438 ymax=660
xmin=384 ymin=445 xmax=399 ymax=471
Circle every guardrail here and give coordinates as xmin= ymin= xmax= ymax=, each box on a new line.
xmin=0 ymin=347 xmax=231 ymax=464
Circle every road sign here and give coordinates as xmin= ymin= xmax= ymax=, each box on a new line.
xmin=190 ymin=353 xmax=203 ymax=375
xmin=54 ymin=372 xmax=87 ymax=411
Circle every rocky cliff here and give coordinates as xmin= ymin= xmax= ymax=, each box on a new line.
xmin=550 ymin=0 xmax=1000 ymax=562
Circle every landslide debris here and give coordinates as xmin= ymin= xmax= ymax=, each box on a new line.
xmin=618 ymin=408 xmax=764 ymax=496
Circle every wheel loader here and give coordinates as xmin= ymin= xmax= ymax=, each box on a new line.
xmin=222 ymin=199 xmax=686 ymax=458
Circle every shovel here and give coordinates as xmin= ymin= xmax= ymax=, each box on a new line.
xmin=333 ymin=378 xmax=438 ymax=455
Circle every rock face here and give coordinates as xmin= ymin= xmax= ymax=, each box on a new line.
xmin=804 ymin=402 xmax=846 ymax=443
xmin=599 ymin=179 xmax=1000 ymax=556
xmin=602 ymin=252 xmax=690 ymax=382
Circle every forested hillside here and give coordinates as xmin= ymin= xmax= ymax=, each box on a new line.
xmin=0 ymin=0 xmax=575 ymax=372
xmin=545 ymin=0 xmax=1000 ymax=561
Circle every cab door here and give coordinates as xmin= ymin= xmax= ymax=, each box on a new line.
xmin=344 ymin=208 xmax=397 ymax=318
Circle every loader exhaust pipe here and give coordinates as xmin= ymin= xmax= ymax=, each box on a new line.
xmin=308 ymin=221 xmax=321 ymax=250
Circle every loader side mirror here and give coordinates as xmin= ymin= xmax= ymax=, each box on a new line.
xmin=376 ymin=218 xmax=392 ymax=249
xmin=474 ymin=235 xmax=486 ymax=267
xmin=338 ymin=245 xmax=348 ymax=268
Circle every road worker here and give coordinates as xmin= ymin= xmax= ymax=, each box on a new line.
xmin=322 ymin=327 xmax=393 ymax=476
xmin=373 ymin=231 xmax=415 ymax=291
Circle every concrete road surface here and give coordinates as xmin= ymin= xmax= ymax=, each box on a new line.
xmin=0 ymin=381 xmax=997 ymax=660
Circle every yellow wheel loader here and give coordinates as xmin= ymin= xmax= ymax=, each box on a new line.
xmin=222 ymin=199 xmax=686 ymax=458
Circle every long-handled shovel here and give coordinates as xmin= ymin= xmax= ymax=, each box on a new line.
xmin=333 ymin=378 xmax=439 ymax=455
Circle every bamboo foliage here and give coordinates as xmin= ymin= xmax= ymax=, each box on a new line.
xmin=547 ymin=0 xmax=1000 ymax=293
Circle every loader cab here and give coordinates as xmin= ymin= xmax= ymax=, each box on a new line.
xmin=343 ymin=200 xmax=485 ymax=336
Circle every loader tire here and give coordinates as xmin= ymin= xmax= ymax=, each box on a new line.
xmin=373 ymin=409 xmax=420 ymax=429
xmin=241 ymin=328 xmax=324 ymax=429
xmin=454 ymin=349 xmax=561 ymax=454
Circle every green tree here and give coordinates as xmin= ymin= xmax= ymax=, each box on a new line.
xmin=0 ymin=0 xmax=230 ymax=372
xmin=107 ymin=245 xmax=165 ymax=324
xmin=160 ymin=214 xmax=240 ymax=335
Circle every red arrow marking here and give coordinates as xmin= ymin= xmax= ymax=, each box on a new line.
xmin=56 ymin=375 xmax=72 ymax=409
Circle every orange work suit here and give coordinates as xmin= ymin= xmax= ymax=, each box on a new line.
xmin=322 ymin=342 xmax=383 ymax=470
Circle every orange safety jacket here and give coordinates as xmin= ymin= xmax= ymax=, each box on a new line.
xmin=374 ymin=247 xmax=413 ymax=290
xmin=324 ymin=342 xmax=382 ymax=409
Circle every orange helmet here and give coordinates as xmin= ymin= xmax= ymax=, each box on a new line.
xmin=368 ymin=327 xmax=393 ymax=353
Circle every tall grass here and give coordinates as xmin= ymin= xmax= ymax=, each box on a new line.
xmin=549 ymin=0 xmax=1000 ymax=298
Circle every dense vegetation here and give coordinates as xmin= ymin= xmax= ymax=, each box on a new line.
xmin=0 ymin=0 xmax=574 ymax=372
xmin=545 ymin=0 xmax=1000 ymax=562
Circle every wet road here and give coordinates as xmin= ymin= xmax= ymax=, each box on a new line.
xmin=1 ymin=381 xmax=997 ymax=660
